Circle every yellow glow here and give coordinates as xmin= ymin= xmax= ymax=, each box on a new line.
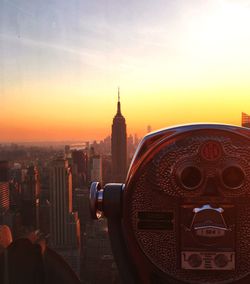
xmin=1 ymin=1 xmax=250 ymax=142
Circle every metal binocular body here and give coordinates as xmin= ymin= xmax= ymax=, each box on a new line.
xmin=90 ymin=124 xmax=250 ymax=284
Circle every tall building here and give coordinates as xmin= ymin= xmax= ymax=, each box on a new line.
xmin=0 ymin=161 xmax=12 ymax=229
xmin=0 ymin=161 xmax=9 ymax=213
xmin=71 ymin=150 xmax=88 ymax=188
xmin=242 ymin=112 xmax=250 ymax=128
xmin=111 ymin=89 xmax=127 ymax=182
xmin=49 ymin=158 xmax=81 ymax=276
xmin=49 ymin=158 xmax=73 ymax=247
xmin=21 ymin=165 xmax=40 ymax=229
xmin=90 ymin=154 xmax=102 ymax=184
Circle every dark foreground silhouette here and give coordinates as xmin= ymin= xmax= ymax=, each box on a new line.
xmin=0 ymin=238 xmax=81 ymax=284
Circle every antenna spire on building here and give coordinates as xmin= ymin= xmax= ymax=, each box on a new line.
xmin=117 ymin=87 xmax=121 ymax=115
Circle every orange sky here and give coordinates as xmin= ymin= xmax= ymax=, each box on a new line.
xmin=1 ymin=0 xmax=250 ymax=142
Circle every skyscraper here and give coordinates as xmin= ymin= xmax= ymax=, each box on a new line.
xmin=0 ymin=161 xmax=11 ymax=227
xmin=0 ymin=161 xmax=9 ymax=213
xmin=71 ymin=150 xmax=88 ymax=188
xmin=49 ymin=158 xmax=81 ymax=275
xmin=90 ymin=154 xmax=102 ymax=184
xmin=111 ymin=89 xmax=127 ymax=182
xmin=49 ymin=158 xmax=73 ymax=247
xmin=21 ymin=165 xmax=40 ymax=229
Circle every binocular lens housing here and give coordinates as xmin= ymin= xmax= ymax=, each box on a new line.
xmin=222 ymin=166 xmax=245 ymax=189
xmin=179 ymin=166 xmax=203 ymax=190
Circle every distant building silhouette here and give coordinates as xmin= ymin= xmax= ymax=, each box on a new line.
xmin=134 ymin=133 xmax=140 ymax=147
xmin=102 ymin=155 xmax=112 ymax=184
xmin=147 ymin=125 xmax=152 ymax=133
xmin=127 ymin=134 xmax=136 ymax=163
xmin=111 ymin=89 xmax=127 ymax=182
xmin=242 ymin=112 xmax=250 ymax=128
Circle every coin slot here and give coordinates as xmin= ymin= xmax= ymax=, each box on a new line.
xmin=137 ymin=211 xmax=174 ymax=230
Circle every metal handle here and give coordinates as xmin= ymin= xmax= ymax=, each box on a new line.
xmin=89 ymin=182 xmax=104 ymax=219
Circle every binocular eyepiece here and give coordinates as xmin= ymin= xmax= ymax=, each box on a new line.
xmin=90 ymin=124 xmax=250 ymax=284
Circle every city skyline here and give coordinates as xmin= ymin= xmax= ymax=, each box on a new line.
xmin=1 ymin=0 xmax=250 ymax=142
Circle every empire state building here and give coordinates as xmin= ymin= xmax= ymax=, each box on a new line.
xmin=111 ymin=89 xmax=127 ymax=182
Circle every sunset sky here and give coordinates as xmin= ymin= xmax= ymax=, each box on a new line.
xmin=1 ymin=0 xmax=250 ymax=142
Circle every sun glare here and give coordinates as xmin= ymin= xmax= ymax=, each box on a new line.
xmin=185 ymin=1 xmax=250 ymax=63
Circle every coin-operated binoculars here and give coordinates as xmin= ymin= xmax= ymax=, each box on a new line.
xmin=90 ymin=124 xmax=250 ymax=284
